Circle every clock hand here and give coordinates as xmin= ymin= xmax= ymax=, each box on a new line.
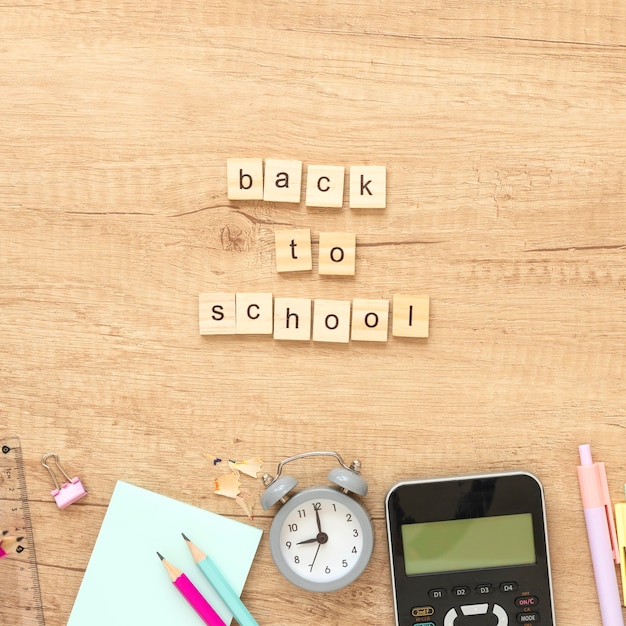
xmin=297 ymin=537 xmax=319 ymax=545
xmin=297 ymin=507 xmax=329 ymax=546
xmin=315 ymin=506 xmax=323 ymax=534
xmin=308 ymin=543 xmax=321 ymax=572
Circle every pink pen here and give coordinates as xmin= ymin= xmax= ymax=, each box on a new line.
xmin=577 ymin=444 xmax=625 ymax=626
xmin=157 ymin=553 xmax=227 ymax=626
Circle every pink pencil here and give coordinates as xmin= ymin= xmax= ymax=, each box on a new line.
xmin=157 ymin=552 xmax=227 ymax=626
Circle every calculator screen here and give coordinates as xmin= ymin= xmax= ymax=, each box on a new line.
xmin=401 ymin=512 xmax=536 ymax=575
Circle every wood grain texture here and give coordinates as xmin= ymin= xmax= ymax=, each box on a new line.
xmin=1 ymin=1 xmax=625 ymax=624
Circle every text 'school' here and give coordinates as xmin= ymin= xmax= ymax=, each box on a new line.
xmin=199 ymin=293 xmax=429 ymax=343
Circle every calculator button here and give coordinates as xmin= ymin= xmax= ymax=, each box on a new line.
xmin=451 ymin=585 xmax=471 ymax=597
xmin=461 ymin=603 xmax=489 ymax=615
xmin=500 ymin=581 xmax=518 ymax=592
xmin=515 ymin=595 xmax=539 ymax=607
xmin=493 ymin=603 xmax=509 ymax=625
xmin=445 ymin=604 xmax=508 ymax=626
xmin=516 ymin=611 xmax=540 ymax=623
xmin=428 ymin=588 xmax=447 ymax=599
xmin=411 ymin=606 xmax=434 ymax=618
xmin=443 ymin=608 xmax=458 ymax=626
xmin=476 ymin=583 xmax=493 ymax=594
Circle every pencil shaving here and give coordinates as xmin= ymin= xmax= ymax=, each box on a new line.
xmin=214 ymin=473 xmax=241 ymax=498
xmin=228 ymin=457 xmax=263 ymax=478
xmin=235 ymin=494 xmax=254 ymax=519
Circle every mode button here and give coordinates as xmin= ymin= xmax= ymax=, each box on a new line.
xmin=517 ymin=612 xmax=540 ymax=623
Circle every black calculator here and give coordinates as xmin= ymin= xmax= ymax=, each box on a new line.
xmin=385 ymin=472 xmax=556 ymax=625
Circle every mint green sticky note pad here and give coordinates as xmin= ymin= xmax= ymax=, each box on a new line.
xmin=68 ymin=481 xmax=262 ymax=625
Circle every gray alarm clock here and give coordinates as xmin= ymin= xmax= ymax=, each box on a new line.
xmin=261 ymin=451 xmax=374 ymax=592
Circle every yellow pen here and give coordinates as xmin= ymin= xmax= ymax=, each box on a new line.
xmin=614 ymin=486 xmax=626 ymax=607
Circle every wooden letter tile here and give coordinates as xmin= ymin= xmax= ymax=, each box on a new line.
xmin=263 ymin=159 xmax=303 ymax=203
xmin=318 ymin=232 xmax=356 ymax=276
xmin=236 ymin=292 xmax=273 ymax=335
xmin=305 ymin=165 xmax=345 ymax=208
xmin=275 ymin=229 xmax=312 ymax=272
xmin=351 ymin=299 xmax=389 ymax=342
xmin=273 ymin=297 xmax=312 ymax=341
xmin=199 ymin=293 xmax=236 ymax=335
xmin=313 ymin=299 xmax=351 ymax=343
xmin=227 ymin=158 xmax=264 ymax=200
xmin=349 ymin=165 xmax=386 ymax=208
xmin=392 ymin=295 xmax=430 ymax=338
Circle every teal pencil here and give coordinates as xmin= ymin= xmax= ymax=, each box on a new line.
xmin=182 ymin=533 xmax=259 ymax=626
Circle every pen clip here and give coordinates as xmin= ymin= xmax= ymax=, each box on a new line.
xmin=598 ymin=461 xmax=620 ymax=564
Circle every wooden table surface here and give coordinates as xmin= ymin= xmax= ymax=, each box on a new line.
xmin=2 ymin=2 xmax=625 ymax=624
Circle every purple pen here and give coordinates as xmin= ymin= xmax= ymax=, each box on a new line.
xmin=577 ymin=444 xmax=624 ymax=626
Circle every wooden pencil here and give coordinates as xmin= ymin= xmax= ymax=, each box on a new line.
xmin=157 ymin=552 xmax=227 ymax=626
xmin=182 ymin=533 xmax=259 ymax=626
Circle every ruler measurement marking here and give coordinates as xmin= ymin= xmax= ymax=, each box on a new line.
xmin=1 ymin=437 xmax=46 ymax=626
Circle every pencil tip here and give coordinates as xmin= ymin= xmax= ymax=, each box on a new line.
xmin=156 ymin=551 xmax=164 ymax=560
xmin=181 ymin=532 xmax=190 ymax=541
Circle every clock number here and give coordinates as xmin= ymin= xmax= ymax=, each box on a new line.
xmin=313 ymin=502 xmax=322 ymax=511
xmin=346 ymin=513 xmax=352 ymax=522
xmin=352 ymin=546 xmax=358 ymax=553
xmin=288 ymin=523 xmax=298 ymax=532
xmin=353 ymin=528 xmax=359 ymax=537
xmin=294 ymin=556 xmax=300 ymax=564
xmin=325 ymin=566 xmax=331 ymax=574
xmin=297 ymin=509 xmax=307 ymax=518
xmin=342 ymin=559 xmax=348 ymax=568
xmin=285 ymin=541 xmax=292 ymax=549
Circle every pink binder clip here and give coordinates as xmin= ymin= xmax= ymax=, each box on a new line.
xmin=42 ymin=453 xmax=87 ymax=509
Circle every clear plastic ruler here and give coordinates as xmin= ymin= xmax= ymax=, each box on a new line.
xmin=0 ymin=436 xmax=46 ymax=625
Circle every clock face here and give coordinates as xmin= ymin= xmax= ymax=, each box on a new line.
xmin=269 ymin=487 xmax=373 ymax=592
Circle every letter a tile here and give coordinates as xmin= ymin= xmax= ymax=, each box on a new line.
xmin=263 ymin=159 xmax=303 ymax=203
